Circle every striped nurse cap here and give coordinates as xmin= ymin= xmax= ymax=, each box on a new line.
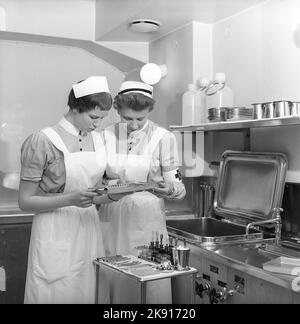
xmin=118 ymin=81 xmax=153 ymax=98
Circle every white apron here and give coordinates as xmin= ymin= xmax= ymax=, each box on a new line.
xmin=100 ymin=126 xmax=169 ymax=256
xmin=99 ymin=126 xmax=171 ymax=304
xmin=24 ymin=127 xmax=106 ymax=304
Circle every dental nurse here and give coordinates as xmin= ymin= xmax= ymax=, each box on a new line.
xmin=100 ymin=81 xmax=186 ymax=303
xmin=19 ymin=76 xmax=112 ymax=304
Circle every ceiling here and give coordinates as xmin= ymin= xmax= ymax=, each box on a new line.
xmin=95 ymin=0 xmax=268 ymax=42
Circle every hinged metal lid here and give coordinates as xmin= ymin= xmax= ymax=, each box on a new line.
xmin=214 ymin=151 xmax=287 ymax=223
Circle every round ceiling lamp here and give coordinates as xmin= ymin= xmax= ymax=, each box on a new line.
xmin=129 ymin=19 xmax=161 ymax=33
xmin=140 ymin=63 xmax=168 ymax=85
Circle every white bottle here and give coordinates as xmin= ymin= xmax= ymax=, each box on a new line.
xmin=197 ymin=77 xmax=210 ymax=123
xmin=182 ymin=83 xmax=202 ymax=125
xmin=206 ymin=73 xmax=234 ymax=110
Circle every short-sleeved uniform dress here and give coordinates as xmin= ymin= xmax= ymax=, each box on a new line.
xmin=99 ymin=120 xmax=182 ymax=303
xmin=21 ymin=117 xmax=106 ymax=304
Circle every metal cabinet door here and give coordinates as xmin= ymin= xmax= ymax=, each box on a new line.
xmin=0 ymin=223 xmax=32 ymax=304
xmin=226 ymin=267 xmax=293 ymax=304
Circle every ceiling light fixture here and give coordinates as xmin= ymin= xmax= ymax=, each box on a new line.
xmin=140 ymin=63 xmax=168 ymax=85
xmin=129 ymin=19 xmax=161 ymax=33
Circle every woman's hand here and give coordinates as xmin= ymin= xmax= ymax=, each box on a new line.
xmin=19 ymin=181 xmax=99 ymax=212
xmin=152 ymin=182 xmax=175 ymax=198
xmin=107 ymin=192 xmax=130 ymax=202
xmin=68 ymin=189 xmax=98 ymax=208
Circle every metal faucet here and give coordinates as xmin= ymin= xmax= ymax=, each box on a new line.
xmin=245 ymin=207 xmax=283 ymax=245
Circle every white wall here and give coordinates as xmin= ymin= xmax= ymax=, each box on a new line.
xmin=0 ymin=5 xmax=5 ymax=30
xmin=214 ymin=0 xmax=300 ymax=107
xmin=97 ymin=41 xmax=149 ymax=63
xmin=193 ymin=21 xmax=213 ymax=83
xmin=0 ymin=40 xmax=123 ymax=174
xmin=0 ymin=0 xmax=95 ymax=40
xmin=213 ymin=0 xmax=300 ymax=182
xmin=149 ymin=22 xmax=213 ymax=128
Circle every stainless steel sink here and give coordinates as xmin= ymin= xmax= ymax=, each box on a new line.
xmin=167 ymin=217 xmax=263 ymax=246
xmin=167 ymin=152 xmax=287 ymax=248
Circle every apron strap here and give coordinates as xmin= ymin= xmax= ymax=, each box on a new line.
xmin=103 ymin=126 xmax=116 ymax=150
xmin=42 ymin=127 xmax=70 ymax=156
xmin=91 ymin=131 xmax=104 ymax=152
xmin=144 ymin=127 xmax=168 ymax=157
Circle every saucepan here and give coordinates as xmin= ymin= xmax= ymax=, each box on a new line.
xmin=273 ymin=101 xmax=292 ymax=117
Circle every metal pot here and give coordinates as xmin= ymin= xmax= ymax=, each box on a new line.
xmin=273 ymin=101 xmax=292 ymax=117
xmin=263 ymin=102 xmax=274 ymax=119
xmin=252 ymin=103 xmax=263 ymax=120
xmin=291 ymin=102 xmax=300 ymax=116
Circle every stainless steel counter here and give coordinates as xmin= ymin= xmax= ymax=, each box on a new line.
xmin=0 ymin=209 xmax=34 ymax=224
xmin=203 ymin=241 xmax=296 ymax=290
xmin=167 ymin=225 xmax=300 ymax=293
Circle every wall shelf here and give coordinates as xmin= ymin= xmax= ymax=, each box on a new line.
xmin=170 ymin=116 xmax=300 ymax=181
xmin=170 ymin=116 xmax=300 ymax=132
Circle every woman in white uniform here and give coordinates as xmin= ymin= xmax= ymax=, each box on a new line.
xmin=19 ymin=76 xmax=114 ymax=304
xmin=99 ymin=81 xmax=186 ymax=304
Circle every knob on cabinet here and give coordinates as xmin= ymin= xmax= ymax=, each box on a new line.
xmin=195 ymin=278 xmax=211 ymax=298
xmin=210 ymin=285 xmax=240 ymax=304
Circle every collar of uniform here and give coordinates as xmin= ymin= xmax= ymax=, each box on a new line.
xmin=59 ymin=116 xmax=80 ymax=137
xmin=128 ymin=120 xmax=149 ymax=139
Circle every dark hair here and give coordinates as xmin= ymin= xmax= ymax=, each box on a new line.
xmin=113 ymin=93 xmax=155 ymax=112
xmin=68 ymin=88 xmax=112 ymax=113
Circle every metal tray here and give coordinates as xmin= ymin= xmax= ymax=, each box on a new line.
xmin=214 ymin=151 xmax=287 ymax=223
xmin=95 ymin=182 xmax=157 ymax=195
xmin=167 ymin=218 xmax=262 ymax=245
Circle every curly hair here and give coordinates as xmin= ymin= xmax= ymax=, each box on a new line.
xmin=113 ymin=92 xmax=155 ymax=112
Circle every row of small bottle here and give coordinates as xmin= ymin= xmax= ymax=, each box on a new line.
xmin=138 ymin=231 xmax=178 ymax=264
xmin=182 ymin=73 xmax=234 ymax=125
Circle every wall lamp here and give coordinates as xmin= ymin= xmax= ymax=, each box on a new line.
xmin=140 ymin=63 xmax=168 ymax=85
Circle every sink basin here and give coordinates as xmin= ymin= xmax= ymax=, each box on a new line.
xmin=166 ymin=152 xmax=286 ymax=248
xmin=166 ymin=217 xmax=263 ymax=246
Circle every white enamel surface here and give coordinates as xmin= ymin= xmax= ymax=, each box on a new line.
xmin=95 ymin=0 xmax=268 ymax=41
xmin=0 ymin=0 xmax=268 ymax=42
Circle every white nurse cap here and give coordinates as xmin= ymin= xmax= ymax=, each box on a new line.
xmin=118 ymin=81 xmax=153 ymax=98
xmin=72 ymin=76 xmax=109 ymax=98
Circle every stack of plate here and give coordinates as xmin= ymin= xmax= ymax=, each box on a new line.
xmin=225 ymin=107 xmax=254 ymax=121
xmin=208 ymin=107 xmax=254 ymax=122
xmin=208 ymin=107 xmax=221 ymax=122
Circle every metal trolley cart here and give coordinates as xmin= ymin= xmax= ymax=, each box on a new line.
xmin=94 ymin=255 xmax=197 ymax=304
